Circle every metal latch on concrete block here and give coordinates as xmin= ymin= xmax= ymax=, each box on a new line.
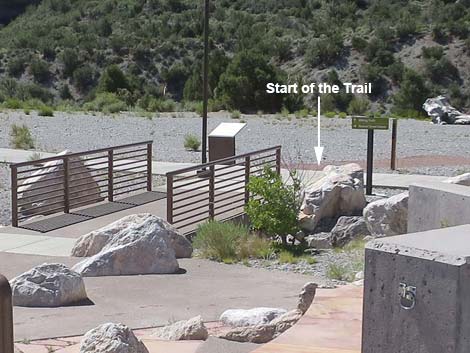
xmin=399 ymin=283 xmax=416 ymax=310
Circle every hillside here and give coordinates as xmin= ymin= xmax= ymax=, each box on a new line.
xmin=0 ymin=0 xmax=469 ymax=116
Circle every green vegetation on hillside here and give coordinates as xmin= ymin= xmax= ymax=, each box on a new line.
xmin=0 ymin=0 xmax=469 ymax=116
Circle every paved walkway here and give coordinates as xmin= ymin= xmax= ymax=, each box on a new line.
xmin=13 ymin=285 xmax=362 ymax=353
xmin=0 ymin=233 xmax=74 ymax=256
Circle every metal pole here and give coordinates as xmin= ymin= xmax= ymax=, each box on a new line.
xmin=201 ymin=0 xmax=210 ymax=164
xmin=63 ymin=157 xmax=70 ymax=213
xmin=147 ymin=143 xmax=153 ymax=191
xmin=108 ymin=150 xmax=114 ymax=202
xmin=366 ymin=129 xmax=374 ymax=195
xmin=11 ymin=166 xmax=18 ymax=227
xmin=0 ymin=274 xmax=14 ymax=353
xmin=391 ymin=119 xmax=397 ymax=170
xmin=166 ymin=175 xmax=174 ymax=224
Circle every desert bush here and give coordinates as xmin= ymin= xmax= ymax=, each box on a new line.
xmin=231 ymin=110 xmax=241 ymax=119
xmin=194 ymin=221 xmax=271 ymax=262
xmin=73 ymin=65 xmax=95 ymax=92
xmin=422 ymin=46 xmax=444 ymax=60
xmin=7 ymin=57 xmax=27 ymax=77
xmin=347 ymin=97 xmax=370 ymax=115
xmin=83 ymin=92 xmax=127 ymax=113
xmin=60 ymin=48 xmax=80 ymax=77
xmin=183 ymin=134 xmax=200 ymax=151
xmin=246 ymin=167 xmax=301 ymax=245
xmin=98 ymin=65 xmax=130 ymax=93
xmin=393 ymin=70 xmax=430 ymax=113
xmin=38 ymin=106 xmax=54 ymax=117
xmin=11 ymin=124 xmax=35 ymax=149
xmin=147 ymin=98 xmax=176 ymax=112
xmin=306 ymin=33 xmax=344 ymax=68
xmin=30 ymin=59 xmax=50 ymax=83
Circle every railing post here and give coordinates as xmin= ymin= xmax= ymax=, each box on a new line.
xmin=0 ymin=274 xmax=14 ymax=353
xmin=167 ymin=174 xmax=174 ymax=224
xmin=391 ymin=118 xmax=398 ymax=171
xmin=11 ymin=166 xmax=18 ymax=227
xmin=209 ymin=165 xmax=215 ymax=219
xmin=108 ymin=150 xmax=114 ymax=202
xmin=63 ymin=157 xmax=70 ymax=213
xmin=275 ymin=147 xmax=281 ymax=175
xmin=244 ymin=156 xmax=251 ymax=204
xmin=147 ymin=143 xmax=153 ymax=191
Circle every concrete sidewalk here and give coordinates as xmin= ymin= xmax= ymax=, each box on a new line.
xmin=0 ymin=233 xmax=75 ymax=256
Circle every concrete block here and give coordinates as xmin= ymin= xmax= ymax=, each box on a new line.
xmin=408 ymin=181 xmax=470 ymax=233
xmin=362 ymin=225 xmax=470 ymax=353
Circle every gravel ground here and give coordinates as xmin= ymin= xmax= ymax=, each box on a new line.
xmin=1 ymin=110 xmax=469 ymax=174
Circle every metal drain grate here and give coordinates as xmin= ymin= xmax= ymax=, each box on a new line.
xmin=72 ymin=202 xmax=135 ymax=218
xmin=116 ymin=191 xmax=166 ymax=206
xmin=19 ymin=214 xmax=92 ymax=233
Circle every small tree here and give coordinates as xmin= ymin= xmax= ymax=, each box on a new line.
xmin=245 ymin=168 xmax=301 ymax=245
xmin=98 ymin=65 xmax=130 ymax=93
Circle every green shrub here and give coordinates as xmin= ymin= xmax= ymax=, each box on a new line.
xmin=30 ymin=59 xmax=50 ymax=83
xmin=183 ymin=134 xmax=200 ymax=151
xmin=422 ymin=46 xmax=444 ymax=60
xmin=8 ymin=57 xmax=27 ymax=77
xmin=4 ymin=98 xmax=22 ymax=109
xmin=194 ymin=221 xmax=271 ymax=262
xmin=325 ymin=111 xmax=337 ymax=118
xmin=38 ymin=106 xmax=54 ymax=117
xmin=11 ymin=124 xmax=35 ymax=149
xmin=60 ymin=48 xmax=80 ymax=78
xmin=147 ymin=98 xmax=176 ymax=112
xmin=295 ymin=109 xmax=309 ymax=119
xmin=231 ymin=110 xmax=241 ymax=119
xmin=73 ymin=65 xmax=95 ymax=92
xmin=246 ymin=168 xmax=301 ymax=245
xmin=347 ymin=97 xmax=370 ymax=115
xmin=83 ymin=92 xmax=127 ymax=113
xmin=327 ymin=264 xmax=352 ymax=281
xmin=98 ymin=65 xmax=130 ymax=93
xmin=306 ymin=33 xmax=344 ymax=68
xmin=393 ymin=69 xmax=430 ymax=113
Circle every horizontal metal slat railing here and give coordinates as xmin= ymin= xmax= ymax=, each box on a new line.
xmin=11 ymin=141 xmax=153 ymax=227
xmin=166 ymin=146 xmax=281 ymax=234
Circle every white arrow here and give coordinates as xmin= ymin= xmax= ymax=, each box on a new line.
xmin=314 ymin=96 xmax=324 ymax=165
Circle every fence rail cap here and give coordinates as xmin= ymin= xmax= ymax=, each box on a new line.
xmin=10 ymin=141 xmax=154 ymax=168
xmin=166 ymin=145 xmax=282 ymax=177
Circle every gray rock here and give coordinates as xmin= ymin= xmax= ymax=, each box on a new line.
xmin=270 ymin=309 xmax=303 ymax=334
xmin=299 ymin=164 xmax=366 ymax=232
xmin=423 ymin=96 xmax=470 ymax=125
xmin=297 ymin=282 xmax=317 ymax=314
xmin=80 ymin=323 xmax=149 ymax=353
xmin=444 ymin=173 xmax=470 ymax=187
xmin=330 ymin=216 xmax=370 ymax=247
xmin=152 ymin=316 xmax=208 ymax=341
xmin=72 ymin=232 xmax=179 ymax=277
xmin=219 ymin=324 xmax=277 ymax=344
xmin=18 ymin=150 xmax=102 ymax=217
xmin=71 ymin=213 xmax=192 ymax=259
xmin=306 ymin=233 xmax=332 ymax=249
xmin=363 ymin=192 xmax=408 ymax=237
xmin=10 ymin=263 xmax=87 ymax=307
xmin=220 ymin=307 xmax=287 ymax=328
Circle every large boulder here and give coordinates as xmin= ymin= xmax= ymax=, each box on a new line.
xmin=444 ymin=173 xmax=470 ymax=187
xmin=71 ymin=214 xmax=192 ymax=259
xmin=299 ymin=164 xmax=366 ymax=232
xmin=423 ymin=96 xmax=470 ymax=125
xmin=72 ymin=233 xmax=179 ymax=277
xmin=18 ymin=150 xmax=102 ymax=217
xmin=152 ymin=316 xmax=208 ymax=341
xmin=10 ymin=263 xmax=88 ymax=307
xmin=220 ymin=308 xmax=287 ymax=328
xmin=80 ymin=323 xmax=149 ymax=353
xmin=330 ymin=216 xmax=370 ymax=247
xmin=363 ymin=192 xmax=408 ymax=237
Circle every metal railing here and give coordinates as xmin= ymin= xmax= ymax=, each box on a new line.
xmin=166 ymin=146 xmax=281 ymax=234
xmin=0 ymin=274 xmax=13 ymax=353
xmin=11 ymin=141 xmax=153 ymax=227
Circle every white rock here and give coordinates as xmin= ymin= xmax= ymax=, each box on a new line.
xmin=444 ymin=173 xmax=470 ymax=187
xmin=299 ymin=164 xmax=366 ymax=232
xmin=355 ymin=271 xmax=364 ymax=281
xmin=423 ymin=96 xmax=470 ymax=125
xmin=72 ymin=233 xmax=179 ymax=277
xmin=363 ymin=192 xmax=408 ymax=237
xmin=220 ymin=307 xmax=287 ymax=328
xmin=152 ymin=316 xmax=208 ymax=341
xmin=18 ymin=150 xmax=102 ymax=217
xmin=10 ymin=263 xmax=87 ymax=307
xmin=352 ymin=279 xmax=364 ymax=287
xmin=71 ymin=213 xmax=192 ymax=259
xmin=80 ymin=323 xmax=149 ymax=353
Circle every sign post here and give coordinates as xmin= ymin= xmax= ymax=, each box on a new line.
xmin=352 ymin=116 xmax=390 ymax=196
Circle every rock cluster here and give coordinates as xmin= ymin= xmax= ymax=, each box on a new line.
xmin=80 ymin=323 xmax=148 ymax=353
xmin=10 ymin=263 xmax=88 ymax=307
xmin=71 ymin=214 xmax=190 ymax=277
xmin=423 ymin=96 xmax=470 ymax=125
xmin=299 ymin=164 xmax=366 ymax=232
